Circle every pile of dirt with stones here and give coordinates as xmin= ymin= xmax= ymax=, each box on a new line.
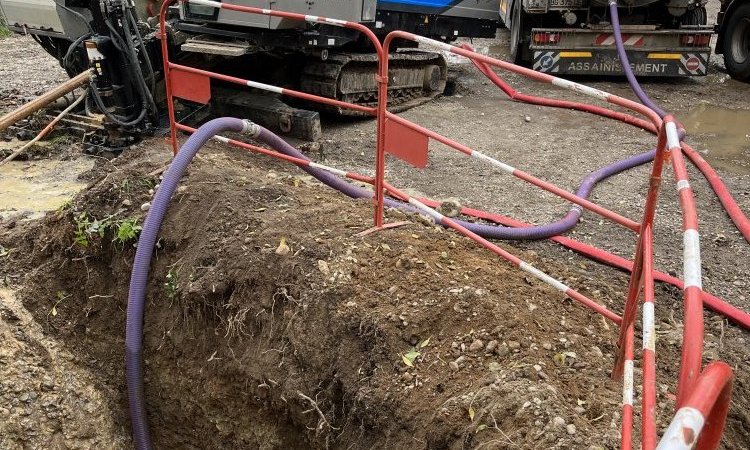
xmin=0 ymin=139 xmax=747 ymax=449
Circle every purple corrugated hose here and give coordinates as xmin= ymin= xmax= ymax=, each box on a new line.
xmin=254 ymin=125 xmax=654 ymax=239
xmin=608 ymin=0 xmax=668 ymax=119
xmin=126 ymin=118 xmax=255 ymax=450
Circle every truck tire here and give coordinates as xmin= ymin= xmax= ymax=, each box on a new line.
xmin=722 ymin=2 xmax=750 ymax=82
xmin=510 ymin=1 xmax=531 ymax=66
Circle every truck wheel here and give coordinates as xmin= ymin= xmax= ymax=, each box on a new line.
xmin=510 ymin=1 xmax=531 ymax=66
xmin=722 ymin=3 xmax=750 ymax=82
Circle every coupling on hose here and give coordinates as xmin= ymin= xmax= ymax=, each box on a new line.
xmin=241 ymin=119 xmax=261 ymax=138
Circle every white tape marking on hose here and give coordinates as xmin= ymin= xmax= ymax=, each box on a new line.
xmin=308 ymin=162 xmax=347 ymax=177
xmin=683 ymin=229 xmax=702 ymax=289
xmin=643 ymin=302 xmax=656 ymax=352
xmin=551 ymin=78 xmax=609 ymax=101
xmin=519 ymin=262 xmax=569 ymax=292
xmin=412 ymin=35 xmax=454 ymax=51
xmin=677 ymin=180 xmax=690 ymax=192
xmin=304 ymin=15 xmax=319 ymax=22
xmin=262 ymin=9 xmax=271 ymax=14
xmin=324 ymin=17 xmax=348 ymax=26
xmin=188 ymin=0 xmax=222 ymax=8
xmin=665 ymin=121 xmax=680 ymax=149
xmin=213 ymin=135 xmax=230 ymax=144
xmin=408 ymin=197 xmax=445 ymax=222
xmin=472 ymin=151 xmax=515 ymax=174
xmin=246 ymin=80 xmax=284 ymax=94
xmin=655 ymin=407 xmax=705 ymax=450
xmin=623 ymin=360 xmax=634 ymax=406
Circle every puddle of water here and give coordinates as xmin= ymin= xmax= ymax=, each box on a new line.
xmin=680 ymin=104 xmax=750 ymax=175
xmin=0 ymin=156 xmax=94 ymax=220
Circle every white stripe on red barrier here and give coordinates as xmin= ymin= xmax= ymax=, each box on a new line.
xmin=213 ymin=135 xmax=230 ymax=144
xmin=323 ymin=17 xmax=348 ymax=26
xmin=643 ymin=302 xmax=656 ymax=352
xmin=683 ymin=229 xmax=702 ymax=289
xmin=309 ymin=161 xmax=347 ymax=177
xmin=665 ymin=122 xmax=680 ymax=149
xmin=471 ymin=150 xmax=516 ymax=174
xmin=411 ymin=35 xmax=454 ymax=52
xmin=519 ymin=262 xmax=569 ymax=292
xmin=623 ymin=360 xmax=634 ymax=406
xmin=245 ymin=80 xmax=284 ymax=94
xmin=677 ymin=180 xmax=690 ymax=192
xmin=304 ymin=15 xmax=320 ymax=22
xmin=187 ymin=0 xmax=222 ymax=8
xmin=550 ymin=78 xmax=609 ymax=101
xmin=408 ymin=197 xmax=446 ymax=222
xmin=656 ymin=406 xmax=705 ymax=450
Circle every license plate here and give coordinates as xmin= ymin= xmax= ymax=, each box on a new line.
xmin=549 ymin=0 xmax=586 ymax=7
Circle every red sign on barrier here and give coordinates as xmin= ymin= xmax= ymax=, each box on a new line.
xmin=171 ymin=68 xmax=212 ymax=105
xmin=384 ymin=117 xmax=429 ymax=168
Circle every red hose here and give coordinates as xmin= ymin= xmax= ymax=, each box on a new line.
xmin=681 ymin=142 xmax=750 ymax=242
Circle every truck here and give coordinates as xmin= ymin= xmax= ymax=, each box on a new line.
xmin=502 ymin=0 xmax=715 ymax=77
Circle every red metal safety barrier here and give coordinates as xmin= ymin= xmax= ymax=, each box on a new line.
xmin=159 ymin=2 xmax=737 ymax=448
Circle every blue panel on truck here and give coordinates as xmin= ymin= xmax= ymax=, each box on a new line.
xmin=378 ymin=0 xmax=499 ymax=20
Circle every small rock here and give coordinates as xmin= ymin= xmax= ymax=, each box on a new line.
xmin=507 ymin=341 xmax=521 ymax=350
xmin=552 ymin=416 xmax=566 ymax=428
xmin=542 ymin=342 xmax=552 ymax=350
xmin=566 ymin=424 xmax=577 ymax=435
xmin=140 ymin=202 xmax=151 ymax=211
xmin=449 ymin=361 xmax=460 ymax=371
xmin=485 ymin=340 xmax=498 ymax=353
xmin=524 ymin=116 xmax=532 ymax=123
xmin=121 ymin=199 xmax=133 ymax=207
xmin=469 ymin=339 xmax=484 ymax=352
xmin=317 ymin=260 xmax=330 ymax=276
xmin=494 ymin=343 xmax=510 ymax=357
xmin=401 ymin=372 xmax=414 ymax=383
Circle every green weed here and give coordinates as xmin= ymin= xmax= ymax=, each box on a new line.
xmin=113 ymin=218 xmax=142 ymax=246
xmin=72 ymin=212 xmax=114 ymax=247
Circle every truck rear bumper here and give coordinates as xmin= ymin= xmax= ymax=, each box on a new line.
xmin=529 ymin=26 xmax=713 ymax=77
xmin=532 ymin=49 xmax=710 ymax=76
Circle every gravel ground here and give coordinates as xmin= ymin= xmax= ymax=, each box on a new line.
xmin=0 ymin=35 xmax=69 ymax=115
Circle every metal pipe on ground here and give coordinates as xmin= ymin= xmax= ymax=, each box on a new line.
xmin=0 ymin=89 xmax=89 ymax=166
xmin=0 ymin=70 xmax=92 ymax=135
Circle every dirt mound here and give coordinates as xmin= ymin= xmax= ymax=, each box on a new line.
xmin=1 ymin=139 xmax=748 ymax=449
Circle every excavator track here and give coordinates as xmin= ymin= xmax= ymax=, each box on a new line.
xmin=300 ymin=50 xmax=447 ymax=116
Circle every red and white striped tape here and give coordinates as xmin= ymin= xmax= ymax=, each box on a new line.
xmin=594 ymin=34 xmax=645 ymax=47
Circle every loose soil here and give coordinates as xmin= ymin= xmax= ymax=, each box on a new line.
xmin=1 ymin=3 xmax=749 ymax=448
